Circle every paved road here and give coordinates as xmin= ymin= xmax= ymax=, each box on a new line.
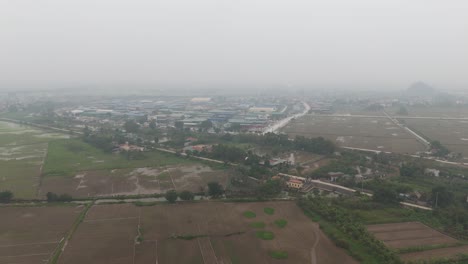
xmin=263 ymin=101 xmax=311 ymax=134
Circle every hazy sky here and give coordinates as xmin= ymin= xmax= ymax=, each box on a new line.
xmin=1 ymin=0 xmax=467 ymax=90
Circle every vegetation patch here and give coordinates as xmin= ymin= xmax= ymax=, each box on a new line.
xmin=171 ymin=234 xmax=207 ymax=240
xmin=243 ymin=211 xmax=256 ymax=218
xmin=274 ymin=219 xmax=288 ymax=228
xmin=263 ymin=207 xmax=275 ymax=215
xmin=250 ymin=222 xmax=266 ymax=228
xmin=396 ymin=243 xmax=465 ymax=254
xmin=268 ymin=250 xmax=288 ymax=259
xmin=256 ymin=231 xmax=275 ymax=240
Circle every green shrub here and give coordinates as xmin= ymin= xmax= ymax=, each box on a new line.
xmin=264 ymin=207 xmax=275 ymax=215
xmin=269 ymin=250 xmax=288 ymax=259
xmin=274 ymin=219 xmax=288 ymax=228
xmin=243 ymin=211 xmax=256 ymax=218
xmin=256 ymin=231 xmax=275 ymax=240
xmin=250 ymin=222 xmax=266 ymax=228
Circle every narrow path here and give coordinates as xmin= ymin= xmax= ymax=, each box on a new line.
xmin=36 ymin=142 xmax=49 ymax=199
xmin=310 ymin=223 xmax=320 ymax=264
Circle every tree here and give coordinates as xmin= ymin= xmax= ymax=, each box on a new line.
xmin=0 ymin=191 xmax=13 ymax=203
xmin=430 ymin=141 xmax=450 ymax=157
xmin=174 ymin=121 xmax=184 ymax=131
xmin=373 ymin=187 xmax=400 ymax=204
xmin=400 ymin=163 xmax=423 ymax=177
xmin=46 ymin=192 xmax=72 ymax=202
xmin=200 ymin=120 xmax=213 ymax=131
xmin=124 ymin=120 xmax=139 ymax=133
xmin=207 ymin=182 xmax=224 ymax=198
xmin=46 ymin=192 xmax=58 ymax=202
xmin=257 ymin=179 xmax=282 ymax=197
xmin=58 ymin=194 xmax=73 ymax=202
xmin=430 ymin=186 xmax=454 ymax=208
xmin=179 ymin=190 xmax=194 ymax=201
xmin=149 ymin=120 xmax=157 ymax=129
xmin=165 ymin=190 xmax=178 ymax=203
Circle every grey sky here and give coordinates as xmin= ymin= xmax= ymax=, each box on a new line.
xmin=1 ymin=0 xmax=467 ymax=90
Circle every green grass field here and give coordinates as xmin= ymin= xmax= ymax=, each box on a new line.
xmin=43 ymin=139 xmax=194 ymax=177
xmin=0 ymin=121 xmax=70 ymax=199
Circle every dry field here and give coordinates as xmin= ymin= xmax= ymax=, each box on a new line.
xmin=368 ymin=222 xmax=457 ymax=249
xmin=39 ymin=165 xmax=231 ymax=198
xmin=58 ymin=202 xmax=357 ymax=264
xmin=402 ymin=118 xmax=468 ymax=157
xmin=283 ymin=116 xmax=425 ymax=154
xmin=0 ymin=206 xmax=83 ymax=264
xmin=367 ymin=222 xmax=467 ymax=262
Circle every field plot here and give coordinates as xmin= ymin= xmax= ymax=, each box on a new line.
xmin=389 ymin=106 xmax=468 ymax=118
xmin=40 ymin=165 xmax=231 ymax=198
xmin=0 ymin=121 xmax=69 ymax=199
xmin=39 ymin=139 xmax=231 ymax=198
xmin=59 ymin=202 xmax=357 ymax=264
xmin=282 ymin=116 xmax=425 ymax=154
xmin=0 ymin=205 xmax=83 ymax=264
xmin=402 ymin=118 xmax=468 ymax=157
xmin=367 ymin=222 xmax=457 ymax=249
xmin=367 ymin=222 xmax=466 ymax=262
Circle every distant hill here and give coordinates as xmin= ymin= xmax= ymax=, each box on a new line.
xmin=406 ymin=82 xmax=435 ymax=95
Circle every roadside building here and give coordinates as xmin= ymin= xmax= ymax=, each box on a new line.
xmin=328 ymin=172 xmax=344 ymax=182
xmin=286 ymin=179 xmax=304 ymax=189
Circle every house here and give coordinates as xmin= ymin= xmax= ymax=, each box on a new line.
xmin=286 ymin=179 xmax=304 ymax=189
xmin=425 ymin=168 xmax=440 ymax=177
xmin=118 ymin=142 xmax=144 ymax=152
xmin=184 ymin=144 xmax=212 ymax=153
xmin=328 ymin=172 xmax=344 ymax=182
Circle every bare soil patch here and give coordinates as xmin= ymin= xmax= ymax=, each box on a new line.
xmin=368 ymin=222 xmax=467 ymax=262
xmin=401 ymin=245 xmax=468 ymax=262
xmin=283 ymin=116 xmax=426 ymax=154
xmin=367 ymin=222 xmax=457 ymax=249
xmin=0 ymin=206 xmax=83 ymax=264
xmin=60 ymin=201 xmax=357 ymax=264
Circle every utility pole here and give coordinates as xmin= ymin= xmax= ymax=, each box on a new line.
xmin=435 ymin=192 xmax=439 ymax=208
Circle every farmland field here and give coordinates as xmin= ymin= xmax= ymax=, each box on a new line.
xmin=58 ymin=202 xmax=357 ymax=264
xmin=0 ymin=205 xmax=84 ymax=264
xmin=282 ymin=115 xmax=425 ymax=154
xmin=0 ymin=121 xmax=69 ymax=199
xmin=38 ymin=139 xmax=232 ymax=198
xmin=43 ymin=139 xmax=194 ymax=176
xmin=401 ymin=118 xmax=468 ymax=157
xmin=40 ymin=165 xmax=231 ymax=198
xmin=367 ymin=222 xmax=467 ymax=262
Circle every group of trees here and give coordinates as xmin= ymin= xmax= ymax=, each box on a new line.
xmin=164 ymin=182 xmax=224 ymax=203
xmin=299 ymin=197 xmax=402 ymax=264
xmin=0 ymin=191 xmax=13 ymax=203
xmin=400 ymin=163 xmax=424 ymax=177
xmin=46 ymin=192 xmax=73 ymax=202
xmin=430 ymin=140 xmax=451 ymax=157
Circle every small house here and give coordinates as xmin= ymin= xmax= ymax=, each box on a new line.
xmin=286 ymin=179 xmax=304 ymax=189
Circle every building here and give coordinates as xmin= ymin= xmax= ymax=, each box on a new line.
xmin=118 ymin=142 xmax=144 ymax=152
xmin=286 ymin=179 xmax=304 ymax=189
xmin=190 ymin=97 xmax=212 ymax=103
xmin=328 ymin=172 xmax=344 ymax=182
